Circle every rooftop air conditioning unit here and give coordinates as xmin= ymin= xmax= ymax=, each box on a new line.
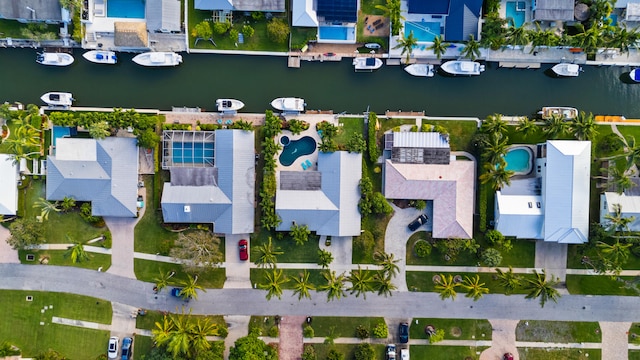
xmin=184 ymin=205 xmax=191 ymax=213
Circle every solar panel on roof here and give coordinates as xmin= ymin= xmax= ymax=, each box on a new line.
xmin=317 ymin=0 xmax=357 ymax=22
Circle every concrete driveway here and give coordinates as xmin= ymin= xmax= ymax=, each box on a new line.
xmin=224 ymin=234 xmax=251 ymax=289
xmin=0 ymin=225 xmax=19 ymax=263
xmin=384 ymin=204 xmax=425 ymax=292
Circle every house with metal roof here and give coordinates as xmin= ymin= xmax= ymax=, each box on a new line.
xmin=147 ymin=0 xmax=181 ymax=33
xmin=292 ymin=0 xmax=318 ymax=27
xmin=275 ymin=151 xmax=362 ymax=237
xmin=383 ymin=131 xmax=474 ymax=239
xmin=600 ymin=178 xmax=640 ymax=231
xmin=532 ymin=0 xmax=575 ymax=21
xmin=0 ymin=154 xmax=19 ymax=216
xmin=161 ymin=130 xmax=255 ymax=235
xmin=495 ymin=140 xmax=591 ymax=244
xmin=404 ymin=0 xmax=483 ymax=42
xmin=46 ymin=137 xmax=139 ymax=217
xmin=194 ymin=0 xmax=285 ymax=12
xmin=0 ymin=0 xmax=69 ymax=23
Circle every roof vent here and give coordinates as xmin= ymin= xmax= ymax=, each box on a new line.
xmin=184 ymin=205 xmax=191 ymax=213
xmin=528 ymin=202 xmax=533 ymax=208
xmin=536 ymin=202 xmax=541 ymax=208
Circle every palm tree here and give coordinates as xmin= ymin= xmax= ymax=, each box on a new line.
xmin=597 ymin=240 xmax=632 ymax=274
xmin=375 ymin=0 xmax=404 ymax=36
xmin=481 ymin=133 xmax=509 ymax=166
xmin=154 ymin=270 xmax=176 ymax=292
xmin=394 ymin=31 xmax=418 ymax=64
xmin=515 ymin=116 xmax=537 ymax=138
xmin=152 ymin=315 xmax=174 ymax=347
xmin=604 ymin=203 xmax=634 ymax=235
xmin=347 ymin=266 xmax=374 ymax=299
xmin=373 ymin=271 xmax=397 ymax=297
xmin=179 ymin=274 xmax=205 ymax=301
xmin=88 ymin=121 xmax=111 ymax=139
xmin=571 ymin=111 xmax=598 ymax=141
xmin=610 ymin=24 xmax=640 ymax=53
xmin=190 ymin=317 xmax=219 ymax=356
xmin=253 ymin=237 xmax=283 ymax=269
xmin=60 ymin=196 xmax=76 ymax=212
xmin=319 ymin=270 xmax=346 ymax=302
xmin=481 ymin=113 xmax=508 ymax=135
xmin=434 ymin=273 xmax=459 ymax=301
xmin=259 ymin=268 xmax=287 ymax=300
xmin=494 ymin=266 xmax=522 ymax=294
xmin=530 ymin=27 xmax=561 ymax=53
xmin=291 ymin=269 xmax=315 ymax=300
xmin=608 ymin=167 xmax=636 ymax=194
xmin=479 ymin=163 xmax=514 ymax=191
xmin=317 ymin=249 xmax=334 ymax=269
xmin=373 ymin=251 xmax=400 ymax=278
xmin=506 ymin=25 xmax=530 ymax=46
xmin=524 ymin=269 xmax=561 ymax=308
xmin=461 ymin=275 xmax=489 ymax=301
xmin=461 ymin=34 xmax=481 ymax=60
xmin=617 ymin=136 xmax=640 ymax=171
xmin=542 ymin=114 xmax=568 ymax=139
xmin=33 ymin=198 xmax=61 ymax=221
xmin=428 ymin=35 xmax=450 ymax=59
xmin=64 ymin=237 xmax=90 ymax=264
xmin=167 ymin=312 xmax=193 ymax=357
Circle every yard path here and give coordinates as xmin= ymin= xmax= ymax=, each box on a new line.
xmin=600 ymin=321 xmax=632 ymax=360
xmin=0 ymin=225 xmax=19 ymax=263
xmin=480 ymin=319 xmax=518 ymax=360
xmin=278 ymin=316 xmax=306 ymax=360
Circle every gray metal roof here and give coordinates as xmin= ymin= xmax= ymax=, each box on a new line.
xmin=390 ymin=132 xmax=451 ymax=164
xmin=161 ymin=130 xmax=255 ymax=234
xmin=276 ymin=151 xmax=362 ymax=236
xmin=0 ymin=0 xmax=63 ymax=22
xmin=194 ymin=0 xmax=285 ymax=11
xmin=146 ymin=0 xmax=181 ymax=32
xmin=46 ymin=137 xmax=139 ymax=217
xmin=279 ymin=171 xmax=322 ymax=190
xmin=533 ymin=0 xmax=575 ymax=20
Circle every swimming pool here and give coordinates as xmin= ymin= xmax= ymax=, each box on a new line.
xmin=52 ymin=126 xmax=73 ymax=147
xmin=505 ymin=1 xmax=526 ymax=28
xmin=172 ymin=142 xmax=214 ymax=165
xmin=319 ymin=26 xmax=355 ymax=41
xmin=279 ymin=136 xmax=317 ymax=167
xmin=107 ymin=0 xmax=145 ymax=19
xmin=503 ymin=147 xmax=533 ymax=174
xmin=404 ymin=21 xmax=441 ymax=42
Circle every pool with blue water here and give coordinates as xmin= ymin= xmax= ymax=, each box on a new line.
xmin=319 ymin=26 xmax=355 ymax=41
xmin=107 ymin=0 xmax=145 ymax=19
xmin=172 ymin=142 xmax=214 ymax=165
xmin=404 ymin=21 xmax=441 ymax=42
xmin=506 ymin=1 xmax=526 ymax=28
xmin=503 ymin=147 xmax=533 ymax=174
xmin=279 ymin=136 xmax=317 ymax=167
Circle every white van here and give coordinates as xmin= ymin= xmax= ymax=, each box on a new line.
xmin=400 ymin=348 xmax=409 ymax=360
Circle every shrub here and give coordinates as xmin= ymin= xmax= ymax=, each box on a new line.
xmin=372 ymin=322 xmax=388 ymax=338
xmin=486 ymin=229 xmax=512 ymax=251
xmin=355 ymin=325 xmax=370 ymax=339
xmin=213 ymin=21 xmax=231 ymax=35
xmin=0 ymin=342 xmax=20 ymax=357
xmin=410 ymin=125 xmax=418 ymax=132
xmin=229 ymin=28 xmax=239 ymax=42
xmin=481 ymin=248 xmax=503 ymax=267
xmin=326 ymin=349 xmax=344 ymax=360
xmin=429 ymin=328 xmax=445 ymax=343
xmin=414 ymin=240 xmax=432 ymax=257
xmin=101 ymin=232 xmax=112 ymax=248
xmin=242 ymin=24 xmax=255 ymax=38
xmin=371 ymin=192 xmax=393 ymax=215
xmin=414 ymin=199 xmax=426 ymax=210
xmin=597 ymin=133 xmax=623 ymax=156
xmin=303 ymin=325 xmax=315 ymax=338
xmin=367 ymin=112 xmax=379 ymax=163
xmin=268 ymin=325 xmax=279 ymax=337
xmin=345 ymin=133 xmax=366 ymax=153
xmin=421 ymin=124 xmax=434 ymax=132
xmin=434 ymin=125 xmax=448 ymax=136
xmin=354 ymin=343 xmax=374 ymax=360
xmin=251 ymin=11 xmax=264 ymax=21
xmin=302 ymin=345 xmax=317 ymax=360
xmin=266 ymin=18 xmax=290 ymax=44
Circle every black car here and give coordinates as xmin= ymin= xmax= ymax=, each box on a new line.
xmin=398 ymin=323 xmax=409 ymax=343
xmin=408 ymin=214 xmax=428 ymax=231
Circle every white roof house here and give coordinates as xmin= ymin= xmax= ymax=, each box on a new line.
xmin=292 ymin=0 xmax=318 ymax=27
xmin=495 ymin=140 xmax=591 ymax=244
xmin=0 ymin=154 xmax=19 ymax=216
xmin=276 ymin=151 xmax=362 ymax=236
xmin=600 ymin=177 xmax=640 ymax=231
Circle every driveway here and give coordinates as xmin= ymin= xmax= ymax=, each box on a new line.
xmin=0 ymin=225 xmax=19 ymax=263
xmin=384 ymin=204 xmax=425 ymax=292
xmin=480 ymin=319 xmax=518 ymax=360
xmin=223 ymin=234 xmax=251 ymax=289
xmin=535 ymin=241 xmax=568 ymax=285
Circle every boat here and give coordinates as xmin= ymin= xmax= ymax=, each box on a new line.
xmin=36 ymin=52 xmax=74 ymax=66
xmin=270 ymin=97 xmax=305 ymax=113
xmin=82 ymin=50 xmax=117 ymax=64
xmin=132 ymin=52 xmax=182 ymax=67
xmin=365 ymin=43 xmax=381 ymax=49
xmin=216 ymin=98 xmax=245 ymax=113
xmin=40 ymin=92 xmax=74 ymax=107
xmin=353 ymin=57 xmax=383 ymax=72
xmin=630 ymin=68 xmax=640 ymax=83
xmin=404 ymin=64 xmax=435 ymax=77
xmin=539 ymin=106 xmax=579 ymax=120
xmin=551 ymin=63 xmax=581 ymax=77
xmin=440 ymin=60 xmax=485 ymax=76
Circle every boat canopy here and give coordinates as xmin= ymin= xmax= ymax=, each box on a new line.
xmin=460 ymin=62 xmax=474 ymax=71
xmin=150 ymin=53 xmax=165 ymax=63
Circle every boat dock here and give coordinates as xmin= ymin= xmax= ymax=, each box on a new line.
xmin=498 ymin=62 xmax=541 ymax=69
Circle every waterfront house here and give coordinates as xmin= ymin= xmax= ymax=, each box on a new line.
xmin=161 ymin=130 xmax=255 ymax=234
xmin=382 ymin=131 xmax=475 ymax=239
xmin=0 ymin=0 xmax=69 ymax=23
xmin=46 ymin=137 xmax=139 ymax=217
xmin=291 ymin=0 xmax=357 ymax=43
xmin=0 ymin=154 xmax=19 ymax=216
xmin=495 ymin=140 xmax=591 ymax=243
xmin=194 ymin=0 xmax=285 ymax=12
xmin=532 ymin=0 xmax=575 ymax=21
xmin=275 ymin=151 xmax=362 ymax=236
xmin=404 ymin=0 xmax=483 ymax=42
xmin=600 ymin=178 xmax=640 ymax=231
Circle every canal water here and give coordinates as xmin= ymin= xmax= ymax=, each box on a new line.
xmin=2 ymin=48 xmax=640 ymax=118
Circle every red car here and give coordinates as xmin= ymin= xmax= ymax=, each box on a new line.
xmin=238 ymin=239 xmax=248 ymax=261
xmin=503 ymin=353 xmax=514 ymax=360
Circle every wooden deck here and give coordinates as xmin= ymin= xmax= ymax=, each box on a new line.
xmin=498 ymin=61 xmax=541 ymax=69
xmin=385 ymin=110 xmax=425 ymax=117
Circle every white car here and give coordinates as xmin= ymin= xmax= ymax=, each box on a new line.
xmin=400 ymin=348 xmax=409 ymax=360
xmin=107 ymin=336 xmax=119 ymax=359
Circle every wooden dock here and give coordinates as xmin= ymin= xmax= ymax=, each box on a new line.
xmin=305 ymin=110 xmax=333 ymax=115
xmin=288 ymin=56 xmax=300 ymax=68
xmin=498 ymin=62 xmax=541 ymax=69
xmin=385 ymin=110 xmax=425 ymax=117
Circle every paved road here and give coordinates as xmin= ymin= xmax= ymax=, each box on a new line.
xmin=2 ymin=264 xmax=640 ymax=323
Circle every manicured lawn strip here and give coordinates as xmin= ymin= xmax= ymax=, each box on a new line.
xmin=518 ymin=348 xmax=601 ymax=360
xmin=630 ymin=350 xmax=640 ymax=360
xmin=335 ymin=117 xmax=365 ymax=147
xmin=249 ymin=315 xmax=280 ymax=336
xmin=291 ymin=27 xmax=317 ymax=49
xmin=252 ymin=228 xmax=320 ymax=263
xmin=133 ymin=335 xmax=154 ymax=357
xmin=312 ymin=343 xmax=386 ymax=360
xmin=410 ymin=345 xmax=488 ymax=360
xmin=0 ymin=290 xmax=111 ymax=358
xmin=616 ymin=125 xmax=640 ymax=141
xmin=136 ymin=309 xmax=225 ymax=332
xmin=565 ymin=274 xmax=640 ymax=296
xmin=410 ymin=318 xmax=492 ymax=341
xmin=378 ymin=117 xmax=416 ymax=133
xmin=628 ymin=323 xmax=640 ymax=343
xmin=422 ymin=119 xmax=479 ymax=152
xmin=134 ymin=174 xmax=179 ymax=254
xmin=406 ymin=271 xmax=537 ymax=295
xmin=360 ymin=0 xmax=386 ymax=15
xmin=0 ymin=19 xmax=58 ymax=38
xmin=516 ymin=320 xmax=601 ymax=343
xmin=354 ymin=213 xmax=389 ymax=264
xmin=19 ymin=250 xmax=111 ymax=270
xmin=310 ymin=316 xmax=386 ymax=338
xmin=567 ymin=242 xmax=640 ymax=270
xmin=250 ymin=268 xmax=325 ymax=290
xmin=134 ymin=258 xmax=226 ymax=289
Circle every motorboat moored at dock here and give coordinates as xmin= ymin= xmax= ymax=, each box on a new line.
xmin=36 ymin=52 xmax=74 ymax=66
xmin=83 ymin=50 xmax=117 ymax=64
xmin=40 ymin=92 xmax=74 ymax=107
xmin=440 ymin=60 xmax=485 ymax=76
xmin=271 ymin=97 xmax=305 ymax=113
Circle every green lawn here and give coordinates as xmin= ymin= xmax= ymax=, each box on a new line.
xmin=309 ymin=316 xmax=386 ymax=338
xmin=422 ymin=119 xmax=479 ymax=152
xmin=567 ymin=242 xmax=640 ymax=270
xmin=628 ymin=323 xmax=640 ymax=343
xmin=410 ymin=345 xmax=488 ymax=360
xmin=249 ymin=315 xmax=280 ymax=336
xmin=251 ymin=228 xmax=320 ymax=263
xmin=360 ymin=0 xmax=386 ymax=15
xmin=335 ymin=117 xmax=365 ymax=147
xmin=133 ymin=335 xmax=154 ymax=358
xmin=566 ymin=274 xmax=640 ymax=295
xmin=630 ymin=350 xmax=640 ymax=360
xmin=134 ymin=258 xmax=226 ymax=289
xmin=0 ymin=290 xmax=112 ymax=358
xmin=410 ymin=318 xmax=492 ymax=341
xmin=516 ymin=320 xmax=601 ymax=343
xmin=19 ymin=250 xmax=111 ymax=271
xmin=311 ymin=343 xmax=386 ymax=360
xmin=291 ymin=26 xmax=317 ymax=49
xmin=250 ymin=268 xmax=325 ymax=291
xmin=406 ymin=271 xmax=538 ymax=295
xmin=0 ymin=19 xmax=59 ymax=39
xmin=518 ymin=348 xmax=601 ymax=360
xmin=134 ymin=175 xmax=178 ymax=254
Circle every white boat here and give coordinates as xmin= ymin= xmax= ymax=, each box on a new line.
xmin=630 ymin=68 xmax=640 ymax=83
xmin=440 ymin=60 xmax=485 ymax=76
xmin=40 ymin=92 xmax=74 ymax=107
xmin=353 ymin=57 xmax=383 ymax=72
xmin=551 ymin=63 xmax=581 ymax=77
xmin=36 ymin=52 xmax=74 ymax=66
xmin=216 ymin=98 xmax=245 ymax=113
xmin=270 ymin=97 xmax=305 ymax=113
xmin=365 ymin=43 xmax=381 ymax=49
xmin=132 ymin=52 xmax=182 ymax=67
xmin=83 ymin=50 xmax=117 ymax=64
xmin=539 ymin=107 xmax=578 ymax=120
xmin=404 ymin=64 xmax=435 ymax=77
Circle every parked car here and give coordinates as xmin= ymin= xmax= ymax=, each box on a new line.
xmin=170 ymin=288 xmax=183 ymax=297
xmin=408 ymin=214 xmax=429 ymax=231
xmin=400 ymin=348 xmax=409 ymax=360
xmin=121 ymin=337 xmax=133 ymax=360
xmin=238 ymin=239 xmax=248 ymax=261
xmin=107 ymin=336 xmax=119 ymax=359
xmin=503 ymin=353 xmax=514 ymax=360
xmin=398 ymin=322 xmax=409 ymax=343
xmin=386 ymin=344 xmax=396 ymax=360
